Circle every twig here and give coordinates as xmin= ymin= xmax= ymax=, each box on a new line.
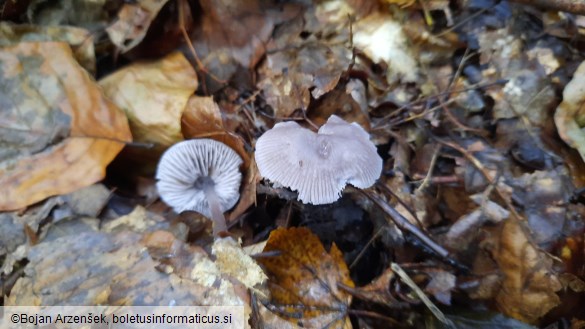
xmin=373 ymin=80 xmax=507 ymax=128
xmin=391 ymin=263 xmax=455 ymax=328
xmin=347 ymin=309 xmax=405 ymax=327
xmin=177 ymin=0 xmax=227 ymax=92
xmin=375 ymin=182 xmax=425 ymax=229
xmin=415 ymin=144 xmax=440 ymax=193
xmin=435 ymin=138 xmax=522 ymax=220
xmin=510 ymin=0 xmax=585 ymax=15
xmin=349 ymin=227 xmax=384 ymax=269
xmin=361 ymin=189 xmax=450 ymax=259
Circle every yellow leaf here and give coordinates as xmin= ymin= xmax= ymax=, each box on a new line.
xmin=99 ymin=51 xmax=198 ymax=146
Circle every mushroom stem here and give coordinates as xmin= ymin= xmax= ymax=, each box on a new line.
xmin=203 ymin=183 xmax=228 ymax=236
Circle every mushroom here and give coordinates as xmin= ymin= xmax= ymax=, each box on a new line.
xmin=156 ymin=139 xmax=243 ymax=236
xmin=255 ymin=115 xmax=382 ymax=204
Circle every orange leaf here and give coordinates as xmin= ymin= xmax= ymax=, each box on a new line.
xmin=0 ymin=42 xmax=131 ymax=211
xmin=258 ymin=227 xmax=354 ymax=328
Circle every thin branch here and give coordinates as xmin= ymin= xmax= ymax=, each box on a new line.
xmin=510 ymin=0 xmax=585 ymax=15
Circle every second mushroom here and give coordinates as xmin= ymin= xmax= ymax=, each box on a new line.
xmin=255 ymin=115 xmax=383 ymax=205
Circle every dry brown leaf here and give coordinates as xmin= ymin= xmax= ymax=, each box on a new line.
xmin=0 ymin=42 xmax=131 ymax=211
xmin=339 ymin=267 xmax=400 ymax=308
xmin=493 ymin=218 xmax=562 ymax=323
xmin=106 ymin=0 xmax=171 ymax=53
xmin=226 ymin=156 xmax=258 ymax=222
xmin=555 ymin=60 xmax=585 ymax=163
xmin=308 ymin=89 xmax=371 ymax=129
xmin=188 ymin=0 xmax=299 ymax=92
xmin=181 ymin=96 xmax=224 ymax=134
xmin=181 ymin=95 xmax=252 ymax=165
xmin=258 ymin=44 xmax=350 ymax=118
xmin=258 ymin=227 xmax=353 ymax=329
xmin=99 ymin=51 xmax=197 ymax=146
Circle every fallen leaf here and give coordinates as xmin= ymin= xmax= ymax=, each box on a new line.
xmin=425 ymin=269 xmax=457 ymax=305
xmin=493 ymin=218 xmax=562 ymax=323
xmin=353 ymin=12 xmax=419 ymax=83
xmin=25 ymin=0 xmax=109 ymax=29
xmin=99 ymin=51 xmax=197 ymax=146
xmin=226 ymin=156 xmax=258 ymax=222
xmin=555 ymin=60 xmax=585 ymax=163
xmin=258 ymin=43 xmax=351 ymax=118
xmin=7 ymin=228 xmax=248 ymax=310
xmin=188 ymin=0 xmax=299 ymax=92
xmin=258 ymin=227 xmax=353 ymax=329
xmin=106 ymin=0 xmax=171 ymax=53
xmin=57 ymin=183 xmax=111 ymax=219
xmin=339 ymin=267 xmax=402 ymax=308
xmin=0 ymin=22 xmax=96 ymax=74
xmin=102 ymin=205 xmax=167 ymax=233
xmin=181 ymin=95 xmax=251 ymax=165
xmin=212 ymin=237 xmax=268 ymax=292
xmin=181 ymin=96 xmax=224 ymax=135
xmin=308 ymin=89 xmax=371 ymax=129
xmin=0 ymin=42 xmax=131 ymax=211
xmin=0 ymin=198 xmax=60 ymax=274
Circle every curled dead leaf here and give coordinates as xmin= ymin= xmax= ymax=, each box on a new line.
xmin=106 ymin=0 xmax=171 ymax=53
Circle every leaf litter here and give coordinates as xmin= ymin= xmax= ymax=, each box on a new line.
xmin=2 ymin=0 xmax=585 ymax=328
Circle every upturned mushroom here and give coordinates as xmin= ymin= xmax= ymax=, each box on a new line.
xmin=156 ymin=139 xmax=243 ymax=236
xmin=255 ymin=115 xmax=382 ymax=204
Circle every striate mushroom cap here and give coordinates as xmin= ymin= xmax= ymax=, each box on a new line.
xmin=156 ymin=139 xmax=243 ymax=217
xmin=255 ymin=115 xmax=382 ymax=205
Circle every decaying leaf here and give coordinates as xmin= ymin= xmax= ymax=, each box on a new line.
xmin=7 ymin=223 xmax=249 ymax=313
xmin=555 ymin=60 xmax=585 ymax=163
xmin=0 ymin=22 xmax=96 ymax=74
xmin=99 ymin=51 xmax=197 ymax=146
xmin=258 ymin=43 xmax=351 ymax=118
xmin=25 ymin=0 xmax=109 ymax=29
xmin=353 ymin=12 xmax=419 ymax=83
xmin=213 ymin=237 xmax=268 ymax=292
xmin=477 ymin=27 xmax=556 ymax=124
xmin=102 ymin=205 xmax=167 ymax=233
xmin=258 ymin=227 xmax=354 ymax=329
xmin=226 ymin=156 xmax=258 ymax=222
xmin=106 ymin=0 xmax=171 ymax=53
xmin=181 ymin=96 xmax=250 ymax=163
xmin=492 ymin=218 xmax=561 ymax=323
xmin=189 ymin=0 xmax=300 ymax=92
xmin=0 ymin=198 xmax=60 ymax=274
xmin=0 ymin=42 xmax=132 ymax=211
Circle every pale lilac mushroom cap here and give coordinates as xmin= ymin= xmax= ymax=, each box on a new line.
xmin=255 ymin=115 xmax=382 ymax=205
xmin=156 ymin=139 xmax=243 ymax=223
